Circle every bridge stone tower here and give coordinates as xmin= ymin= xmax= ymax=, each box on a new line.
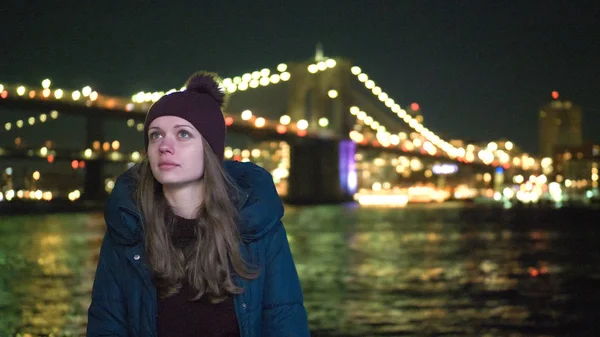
xmin=286 ymin=58 xmax=355 ymax=137
xmin=284 ymin=57 xmax=358 ymax=204
xmin=83 ymin=115 xmax=106 ymax=201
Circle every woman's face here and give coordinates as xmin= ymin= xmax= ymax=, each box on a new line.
xmin=147 ymin=116 xmax=205 ymax=186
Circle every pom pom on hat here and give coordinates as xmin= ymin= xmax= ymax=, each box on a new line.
xmin=184 ymin=72 xmax=225 ymax=108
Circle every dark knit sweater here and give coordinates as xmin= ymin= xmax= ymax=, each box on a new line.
xmin=156 ymin=216 xmax=240 ymax=337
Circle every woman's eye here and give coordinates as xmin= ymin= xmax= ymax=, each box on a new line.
xmin=179 ymin=130 xmax=191 ymax=138
xmin=149 ymin=131 xmax=161 ymax=140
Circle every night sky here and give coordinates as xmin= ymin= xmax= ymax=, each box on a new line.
xmin=2 ymin=1 xmax=599 ymax=153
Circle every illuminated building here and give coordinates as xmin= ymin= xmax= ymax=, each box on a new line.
xmin=539 ymin=92 xmax=582 ymax=158
xmin=553 ymin=143 xmax=600 ymax=193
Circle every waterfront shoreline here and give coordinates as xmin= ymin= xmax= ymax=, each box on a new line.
xmin=0 ymin=200 xmax=105 ymax=215
xmin=2 ymin=198 xmax=600 ymax=216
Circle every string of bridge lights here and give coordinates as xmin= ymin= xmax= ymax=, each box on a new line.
xmin=0 ymin=60 xmax=347 ymax=142
xmin=0 ymin=81 xmax=100 ymax=103
xmin=3 ymin=142 xmax=266 ymax=168
xmin=0 ymin=63 xmax=295 ymax=127
xmin=0 ymin=62 xmax=305 ymax=137
xmin=123 ymin=61 xmax=321 ymax=137
xmin=3 ymin=110 xmax=60 ymax=132
xmin=347 ymin=65 xmax=536 ymax=167
xmin=348 ymin=104 xmax=459 ymax=159
xmin=303 ymin=58 xmax=530 ymax=167
xmin=348 ymin=106 xmax=440 ymax=156
xmin=0 ymin=59 xmax=532 ymax=168
xmin=129 ymin=63 xmax=292 ymax=104
xmin=347 ymin=65 xmax=462 ymax=158
xmin=305 ymin=59 xmax=461 ymax=159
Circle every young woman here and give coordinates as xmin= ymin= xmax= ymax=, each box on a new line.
xmin=87 ymin=72 xmax=310 ymax=337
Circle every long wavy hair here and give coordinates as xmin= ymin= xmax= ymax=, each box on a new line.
xmin=135 ymin=137 xmax=257 ymax=302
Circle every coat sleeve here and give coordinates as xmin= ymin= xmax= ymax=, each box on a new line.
xmin=261 ymin=222 xmax=311 ymax=337
xmin=86 ymin=233 xmax=128 ymax=337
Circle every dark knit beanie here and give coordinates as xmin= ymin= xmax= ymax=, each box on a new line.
xmin=143 ymin=72 xmax=226 ymax=161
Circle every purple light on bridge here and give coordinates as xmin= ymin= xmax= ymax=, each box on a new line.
xmin=432 ymin=163 xmax=458 ymax=175
xmin=339 ymin=140 xmax=357 ymax=194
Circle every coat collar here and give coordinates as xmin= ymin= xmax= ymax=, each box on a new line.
xmin=104 ymin=161 xmax=283 ymax=245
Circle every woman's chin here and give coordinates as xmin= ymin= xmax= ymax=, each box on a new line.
xmin=154 ymin=173 xmax=181 ymax=186
xmin=156 ymin=175 xmax=203 ymax=188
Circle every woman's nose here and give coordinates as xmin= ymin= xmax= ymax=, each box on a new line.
xmin=159 ymin=139 xmax=173 ymax=154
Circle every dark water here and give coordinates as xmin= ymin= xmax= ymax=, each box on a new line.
xmin=1 ymin=203 xmax=599 ymax=337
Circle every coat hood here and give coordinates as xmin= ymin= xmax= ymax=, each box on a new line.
xmin=103 ymin=161 xmax=284 ymax=246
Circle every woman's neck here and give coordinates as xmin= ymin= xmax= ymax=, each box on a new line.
xmin=162 ymin=180 xmax=205 ymax=219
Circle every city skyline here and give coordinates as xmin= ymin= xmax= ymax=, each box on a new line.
xmin=2 ymin=1 xmax=599 ymax=153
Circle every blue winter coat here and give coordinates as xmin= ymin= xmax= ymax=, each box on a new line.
xmin=86 ymin=161 xmax=310 ymax=337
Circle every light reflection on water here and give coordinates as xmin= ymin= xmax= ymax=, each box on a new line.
xmin=1 ymin=203 xmax=599 ymax=336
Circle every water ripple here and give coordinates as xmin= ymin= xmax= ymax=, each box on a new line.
xmin=1 ymin=205 xmax=599 ymax=336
